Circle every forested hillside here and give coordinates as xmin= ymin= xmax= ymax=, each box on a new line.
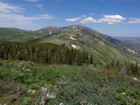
xmin=0 ymin=41 xmax=92 ymax=65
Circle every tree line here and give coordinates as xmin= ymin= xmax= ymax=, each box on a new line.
xmin=105 ymin=60 xmax=140 ymax=76
xmin=124 ymin=62 xmax=139 ymax=76
xmin=0 ymin=41 xmax=93 ymax=65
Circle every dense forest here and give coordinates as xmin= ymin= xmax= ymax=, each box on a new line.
xmin=0 ymin=41 xmax=93 ymax=65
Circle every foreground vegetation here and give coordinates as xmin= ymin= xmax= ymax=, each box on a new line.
xmin=0 ymin=60 xmax=140 ymax=105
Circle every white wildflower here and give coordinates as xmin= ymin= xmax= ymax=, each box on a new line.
xmin=132 ymin=77 xmax=138 ymax=81
xmin=122 ymin=92 xmax=126 ymax=95
xmin=59 ymin=103 xmax=64 ymax=105
xmin=46 ymin=93 xmax=56 ymax=99
xmin=26 ymin=69 xmax=30 ymax=71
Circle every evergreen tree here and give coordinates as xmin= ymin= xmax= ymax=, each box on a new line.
xmin=134 ymin=63 xmax=138 ymax=75
xmin=89 ymin=55 xmax=93 ymax=64
xmin=116 ymin=61 xmax=120 ymax=66
xmin=0 ymin=41 xmax=90 ymax=65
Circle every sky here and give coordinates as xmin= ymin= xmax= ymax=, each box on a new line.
xmin=0 ymin=0 xmax=140 ymax=37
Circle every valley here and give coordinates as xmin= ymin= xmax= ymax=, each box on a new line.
xmin=115 ymin=37 xmax=140 ymax=59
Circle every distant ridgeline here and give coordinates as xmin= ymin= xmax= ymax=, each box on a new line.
xmin=0 ymin=41 xmax=93 ymax=65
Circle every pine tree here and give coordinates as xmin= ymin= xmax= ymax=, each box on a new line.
xmin=116 ymin=61 xmax=120 ymax=66
xmin=134 ymin=63 xmax=138 ymax=75
xmin=89 ymin=55 xmax=93 ymax=64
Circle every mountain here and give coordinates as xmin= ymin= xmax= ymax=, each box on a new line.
xmin=120 ymin=40 xmax=140 ymax=54
xmin=122 ymin=40 xmax=140 ymax=53
xmin=0 ymin=28 xmax=44 ymax=42
xmin=116 ymin=37 xmax=140 ymax=44
xmin=36 ymin=25 xmax=103 ymax=37
xmin=36 ymin=26 xmax=62 ymax=36
xmin=0 ymin=25 xmax=139 ymax=64
xmin=32 ymin=25 xmax=139 ymax=64
xmin=36 ymin=25 xmax=123 ymax=45
xmin=114 ymin=37 xmax=140 ymax=57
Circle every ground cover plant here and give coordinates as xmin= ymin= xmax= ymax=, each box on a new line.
xmin=0 ymin=60 xmax=140 ymax=105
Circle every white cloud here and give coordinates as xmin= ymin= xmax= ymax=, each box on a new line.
xmin=80 ymin=17 xmax=97 ymax=24
xmin=0 ymin=1 xmax=56 ymax=29
xmin=0 ymin=13 xmax=55 ymax=24
xmin=128 ymin=18 xmax=140 ymax=24
xmin=66 ymin=17 xmax=81 ymax=22
xmin=0 ymin=13 xmax=55 ymax=21
xmin=26 ymin=0 xmax=40 ymax=2
xmin=0 ymin=13 xmax=56 ymax=29
xmin=0 ymin=1 xmax=24 ymax=13
xmin=0 ymin=13 xmax=31 ymax=28
xmin=98 ymin=15 xmax=126 ymax=24
xmin=66 ymin=15 xmax=126 ymax=24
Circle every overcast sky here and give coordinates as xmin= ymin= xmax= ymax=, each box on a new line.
xmin=0 ymin=0 xmax=140 ymax=37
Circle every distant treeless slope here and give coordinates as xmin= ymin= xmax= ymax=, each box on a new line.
xmin=0 ymin=28 xmax=44 ymax=42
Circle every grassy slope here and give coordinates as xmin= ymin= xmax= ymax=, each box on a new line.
xmin=0 ymin=28 xmax=44 ymax=42
xmin=34 ymin=30 xmax=139 ymax=65
xmin=0 ymin=60 xmax=140 ymax=105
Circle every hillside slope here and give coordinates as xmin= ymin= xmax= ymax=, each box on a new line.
xmin=0 ymin=28 xmax=44 ymax=42
xmin=33 ymin=25 xmax=139 ymax=64
xmin=0 ymin=25 xmax=139 ymax=64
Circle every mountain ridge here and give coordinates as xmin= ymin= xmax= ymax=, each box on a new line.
xmin=0 ymin=25 xmax=139 ymax=64
xmin=31 ymin=25 xmax=139 ymax=64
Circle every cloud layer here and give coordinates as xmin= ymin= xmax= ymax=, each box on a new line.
xmin=66 ymin=15 xmax=127 ymax=24
xmin=128 ymin=18 xmax=140 ymax=24
xmin=0 ymin=0 xmax=140 ymax=31
xmin=80 ymin=17 xmax=97 ymax=24
xmin=0 ymin=1 xmax=55 ymax=29
xmin=98 ymin=15 xmax=126 ymax=24
xmin=0 ymin=1 xmax=24 ymax=13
